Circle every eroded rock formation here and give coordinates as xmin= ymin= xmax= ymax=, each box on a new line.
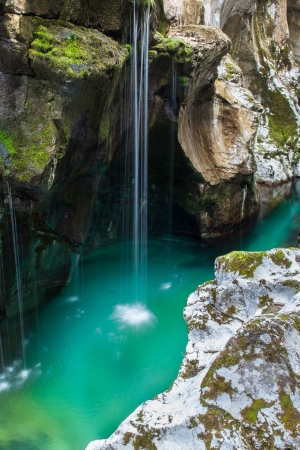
xmin=87 ymin=247 xmax=300 ymax=449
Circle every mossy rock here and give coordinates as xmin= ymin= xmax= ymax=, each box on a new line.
xmin=216 ymin=250 xmax=266 ymax=278
xmin=151 ymin=32 xmax=193 ymax=64
xmin=29 ymin=18 xmax=128 ymax=82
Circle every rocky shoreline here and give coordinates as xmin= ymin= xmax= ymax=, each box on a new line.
xmin=87 ymin=247 xmax=300 ymax=449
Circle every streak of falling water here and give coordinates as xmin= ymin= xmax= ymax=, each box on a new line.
xmin=241 ymin=185 xmax=248 ymax=220
xmin=8 ymin=185 xmax=26 ymax=368
xmin=0 ymin=237 xmax=6 ymax=371
xmin=132 ymin=2 xmax=150 ymax=303
xmin=168 ymin=59 xmax=177 ymax=237
xmin=0 ymin=333 xmax=4 ymax=372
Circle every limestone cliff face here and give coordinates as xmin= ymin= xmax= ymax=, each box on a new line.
xmin=148 ymin=23 xmax=260 ymax=239
xmin=87 ymin=248 xmax=300 ymax=449
xmin=164 ymin=0 xmax=300 ymax=185
xmin=178 ymin=48 xmax=261 ymax=237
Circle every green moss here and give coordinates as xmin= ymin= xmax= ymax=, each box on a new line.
xmin=181 ymin=359 xmax=200 ymax=379
xmin=188 ymin=416 xmax=198 ymax=428
xmin=259 ymin=294 xmax=272 ymax=309
xmin=148 ymin=50 xmax=157 ymax=62
xmin=225 ymin=305 xmax=236 ymax=316
xmin=282 ymin=280 xmax=300 ymax=291
xmin=279 ymin=391 xmax=300 ymax=436
xmin=202 ymin=374 xmax=236 ymax=401
xmin=218 ymin=251 xmax=266 ymax=278
xmin=123 ymin=432 xmax=134 ymax=445
xmin=137 ymin=412 xmax=144 ymax=422
xmin=197 ymin=408 xmax=237 ymax=448
xmin=99 ymin=116 xmax=110 ymax=141
xmin=132 ymin=426 xmax=158 ymax=450
xmin=0 ymin=122 xmax=54 ymax=181
xmin=177 ymin=76 xmax=190 ymax=88
xmin=266 ymin=90 xmax=298 ymax=148
xmin=270 ymin=250 xmax=292 ymax=269
xmin=137 ymin=0 xmax=155 ymax=9
xmin=29 ymin=19 xmax=127 ymax=80
xmin=241 ymin=398 xmax=273 ymax=423
xmin=224 ymin=59 xmax=240 ymax=80
xmin=151 ymin=33 xmax=193 ymax=64
xmin=0 ymin=131 xmax=16 ymax=156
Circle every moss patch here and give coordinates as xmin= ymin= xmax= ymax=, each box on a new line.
xmin=151 ymin=32 xmax=193 ymax=64
xmin=279 ymin=391 xmax=300 ymax=437
xmin=217 ymin=251 xmax=266 ymax=278
xmin=270 ymin=250 xmax=292 ymax=269
xmin=241 ymin=398 xmax=273 ymax=423
xmin=181 ymin=359 xmax=200 ymax=379
xmin=29 ymin=18 xmax=128 ymax=81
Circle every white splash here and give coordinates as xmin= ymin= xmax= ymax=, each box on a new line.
xmin=110 ymin=303 xmax=157 ymax=328
xmin=160 ymin=282 xmax=172 ymax=290
xmin=67 ymin=296 xmax=79 ymax=303
xmin=0 ymin=361 xmax=41 ymax=394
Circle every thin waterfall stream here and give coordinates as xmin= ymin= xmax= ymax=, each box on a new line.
xmin=7 ymin=185 xmax=26 ymax=369
xmin=132 ymin=3 xmax=150 ymax=304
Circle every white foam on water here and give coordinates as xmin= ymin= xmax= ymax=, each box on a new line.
xmin=0 ymin=361 xmax=41 ymax=394
xmin=67 ymin=296 xmax=79 ymax=303
xmin=110 ymin=303 xmax=157 ymax=329
xmin=160 ymin=282 xmax=172 ymax=290
xmin=0 ymin=381 xmax=10 ymax=392
xmin=19 ymin=369 xmax=30 ymax=380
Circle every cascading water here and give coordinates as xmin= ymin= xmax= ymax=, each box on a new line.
xmin=131 ymin=2 xmax=150 ymax=304
xmin=7 ymin=185 xmax=26 ymax=368
xmin=168 ymin=59 xmax=177 ymax=237
xmin=241 ymin=185 xmax=248 ymax=220
xmin=111 ymin=2 xmax=152 ymax=327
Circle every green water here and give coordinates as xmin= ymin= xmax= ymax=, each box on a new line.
xmin=0 ymin=182 xmax=299 ymax=450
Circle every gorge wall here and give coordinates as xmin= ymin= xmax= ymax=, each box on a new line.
xmin=0 ymin=0 xmax=299 ymax=315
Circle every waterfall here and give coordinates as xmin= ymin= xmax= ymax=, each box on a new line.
xmin=241 ymin=185 xmax=247 ymax=220
xmin=131 ymin=2 xmax=150 ymax=303
xmin=0 ymin=333 xmax=4 ymax=372
xmin=7 ymin=185 xmax=26 ymax=368
xmin=168 ymin=59 xmax=177 ymax=236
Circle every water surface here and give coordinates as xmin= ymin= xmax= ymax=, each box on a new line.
xmin=0 ymin=181 xmax=299 ymax=450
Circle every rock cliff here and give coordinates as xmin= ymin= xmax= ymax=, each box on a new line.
xmin=163 ymin=0 xmax=300 ymax=185
xmin=0 ymin=0 xmax=299 ymax=314
xmin=87 ymin=247 xmax=300 ymax=449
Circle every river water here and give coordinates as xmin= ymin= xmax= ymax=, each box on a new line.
xmin=0 ymin=181 xmax=299 ymax=450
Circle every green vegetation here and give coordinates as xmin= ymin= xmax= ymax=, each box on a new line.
xmin=241 ymin=398 xmax=273 ymax=423
xmin=151 ymin=32 xmax=193 ymax=64
xmin=217 ymin=251 xmax=266 ymax=278
xmin=29 ymin=19 xmax=127 ymax=80
xmin=181 ymin=359 xmax=200 ymax=379
xmin=279 ymin=391 xmax=300 ymax=436
xmin=0 ymin=122 xmax=54 ymax=181
xmin=123 ymin=432 xmax=134 ymax=445
xmin=270 ymin=249 xmax=292 ymax=269
xmin=266 ymin=90 xmax=299 ymax=148
xmin=202 ymin=374 xmax=236 ymax=401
